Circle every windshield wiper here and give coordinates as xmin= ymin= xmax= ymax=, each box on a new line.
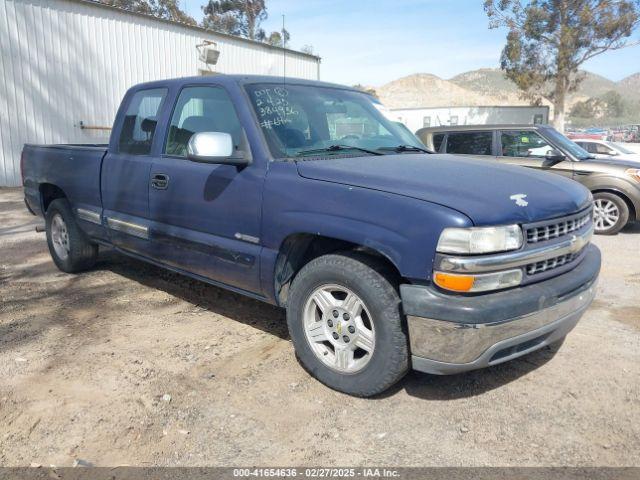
xmin=295 ymin=144 xmax=384 ymax=157
xmin=377 ymin=145 xmax=433 ymax=154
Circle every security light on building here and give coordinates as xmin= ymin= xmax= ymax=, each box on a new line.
xmin=197 ymin=41 xmax=221 ymax=66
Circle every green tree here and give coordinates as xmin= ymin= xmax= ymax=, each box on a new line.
xmin=485 ymin=0 xmax=640 ymax=131
xmin=600 ymin=90 xmax=626 ymax=117
xmin=202 ymin=0 xmax=267 ymax=40
xmin=259 ymin=29 xmax=290 ymax=47
xmin=101 ymin=0 xmax=195 ymax=24
xmin=202 ymin=1 xmax=291 ymax=45
xmin=151 ymin=0 xmax=196 ymax=24
xmin=570 ymin=98 xmax=604 ymax=118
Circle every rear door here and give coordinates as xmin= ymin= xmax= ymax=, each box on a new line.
xmin=147 ymin=84 xmax=263 ymax=294
xmin=102 ymin=87 xmax=168 ymax=254
xmin=497 ymin=129 xmax=574 ymax=179
xmin=442 ymin=130 xmax=496 ymax=160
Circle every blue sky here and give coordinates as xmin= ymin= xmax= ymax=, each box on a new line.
xmin=182 ymin=0 xmax=640 ymax=86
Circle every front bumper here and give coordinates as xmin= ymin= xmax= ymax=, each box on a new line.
xmin=401 ymin=244 xmax=601 ymax=375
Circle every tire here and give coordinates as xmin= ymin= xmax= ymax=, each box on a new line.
xmin=45 ymin=198 xmax=98 ymax=273
xmin=286 ymin=252 xmax=409 ymax=397
xmin=593 ymin=192 xmax=629 ymax=235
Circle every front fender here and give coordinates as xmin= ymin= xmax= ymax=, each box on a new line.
xmin=578 ymin=173 xmax=640 ymax=220
xmin=259 ymin=163 xmax=471 ymax=302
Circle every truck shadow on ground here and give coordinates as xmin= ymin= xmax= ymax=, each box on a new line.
xmin=385 ymin=341 xmax=563 ymax=400
xmin=96 ymin=249 xmax=562 ymax=399
xmin=95 ymin=249 xmax=289 ymax=340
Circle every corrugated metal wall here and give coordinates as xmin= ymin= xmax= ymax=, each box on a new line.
xmin=0 ymin=0 xmax=321 ymax=186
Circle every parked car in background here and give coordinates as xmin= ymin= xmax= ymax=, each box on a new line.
xmin=22 ymin=76 xmax=601 ymax=396
xmin=567 ymin=131 xmax=607 ymax=141
xmin=574 ymin=139 xmax=640 ymax=161
xmin=417 ymin=124 xmax=640 ymax=234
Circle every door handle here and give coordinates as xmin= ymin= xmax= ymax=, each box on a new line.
xmin=151 ymin=173 xmax=169 ymax=190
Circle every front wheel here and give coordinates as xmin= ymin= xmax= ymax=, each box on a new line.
xmin=593 ymin=192 xmax=629 ymax=235
xmin=286 ymin=252 xmax=409 ymax=397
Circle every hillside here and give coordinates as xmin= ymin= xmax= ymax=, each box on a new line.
xmin=449 ymin=68 xmax=523 ymax=103
xmin=450 ymin=68 xmax=619 ymax=104
xmin=572 ymin=71 xmax=617 ymax=100
xmin=373 ymin=68 xmax=640 ymax=124
xmin=618 ymin=73 xmax=640 ymax=101
xmin=375 ymin=73 xmax=523 ymax=109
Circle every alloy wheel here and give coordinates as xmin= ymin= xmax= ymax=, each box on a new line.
xmin=593 ymin=199 xmax=620 ymax=232
xmin=303 ymin=284 xmax=375 ymax=374
xmin=50 ymin=213 xmax=70 ymax=260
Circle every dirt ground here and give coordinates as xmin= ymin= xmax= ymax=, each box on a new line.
xmin=0 ymin=187 xmax=638 ymax=467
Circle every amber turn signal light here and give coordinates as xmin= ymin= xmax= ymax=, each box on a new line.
xmin=434 ymin=272 xmax=475 ymax=292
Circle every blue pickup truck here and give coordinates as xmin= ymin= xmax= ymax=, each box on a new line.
xmin=22 ymin=75 xmax=600 ymax=397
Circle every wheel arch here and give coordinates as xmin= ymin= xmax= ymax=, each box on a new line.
xmin=592 ymin=188 xmax=636 ymax=222
xmin=273 ymin=233 xmax=403 ymax=307
xmin=39 ymin=183 xmax=68 ymax=213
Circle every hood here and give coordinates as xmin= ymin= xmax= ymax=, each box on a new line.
xmin=295 ymin=154 xmax=592 ymax=226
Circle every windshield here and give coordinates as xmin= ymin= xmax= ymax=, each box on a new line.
xmin=543 ymin=128 xmax=591 ymax=160
xmin=610 ymin=142 xmax=635 ymax=155
xmin=244 ymin=83 xmax=425 ymax=158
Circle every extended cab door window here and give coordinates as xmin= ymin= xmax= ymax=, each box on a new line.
xmin=102 ymin=87 xmax=168 ymax=256
xmin=445 ymin=131 xmax=493 ymax=156
xmin=164 ymin=86 xmax=247 ymax=157
xmin=118 ymin=88 xmax=167 ymax=155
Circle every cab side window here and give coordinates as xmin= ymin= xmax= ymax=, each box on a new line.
xmin=445 ymin=132 xmax=493 ymax=155
xmin=501 ymin=131 xmax=553 ymax=158
xmin=165 ymin=86 xmax=245 ymax=157
xmin=118 ymin=88 xmax=167 ymax=155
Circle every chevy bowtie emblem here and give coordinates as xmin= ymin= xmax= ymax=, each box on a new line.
xmin=336 ymin=323 xmax=342 ymax=335
xmin=510 ymin=194 xmax=529 ymax=207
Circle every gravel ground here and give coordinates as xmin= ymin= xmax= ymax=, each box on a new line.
xmin=0 ymin=187 xmax=638 ymax=467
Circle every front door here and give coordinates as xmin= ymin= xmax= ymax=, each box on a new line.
xmin=101 ymin=87 xmax=168 ymax=254
xmin=148 ymin=85 xmax=263 ymax=294
xmin=496 ymin=129 xmax=574 ymax=179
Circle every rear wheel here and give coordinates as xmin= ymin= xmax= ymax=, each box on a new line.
xmin=593 ymin=192 xmax=629 ymax=235
xmin=286 ymin=252 xmax=409 ymax=397
xmin=45 ymin=199 xmax=98 ymax=272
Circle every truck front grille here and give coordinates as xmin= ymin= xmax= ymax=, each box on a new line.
xmin=526 ymin=251 xmax=581 ymax=275
xmin=526 ymin=209 xmax=592 ymax=244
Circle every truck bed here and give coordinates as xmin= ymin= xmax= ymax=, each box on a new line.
xmin=22 ymin=144 xmax=108 ymax=217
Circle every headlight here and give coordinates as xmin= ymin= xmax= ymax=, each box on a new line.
xmin=436 ymin=225 xmax=523 ymax=254
xmin=625 ymin=168 xmax=640 ymax=183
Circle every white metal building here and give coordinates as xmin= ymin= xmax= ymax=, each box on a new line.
xmin=392 ymin=106 xmax=550 ymax=133
xmin=0 ymin=0 xmax=321 ymax=186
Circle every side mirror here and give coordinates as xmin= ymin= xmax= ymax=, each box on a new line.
xmin=187 ymin=132 xmax=249 ymax=166
xmin=544 ymin=149 xmax=566 ymax=165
